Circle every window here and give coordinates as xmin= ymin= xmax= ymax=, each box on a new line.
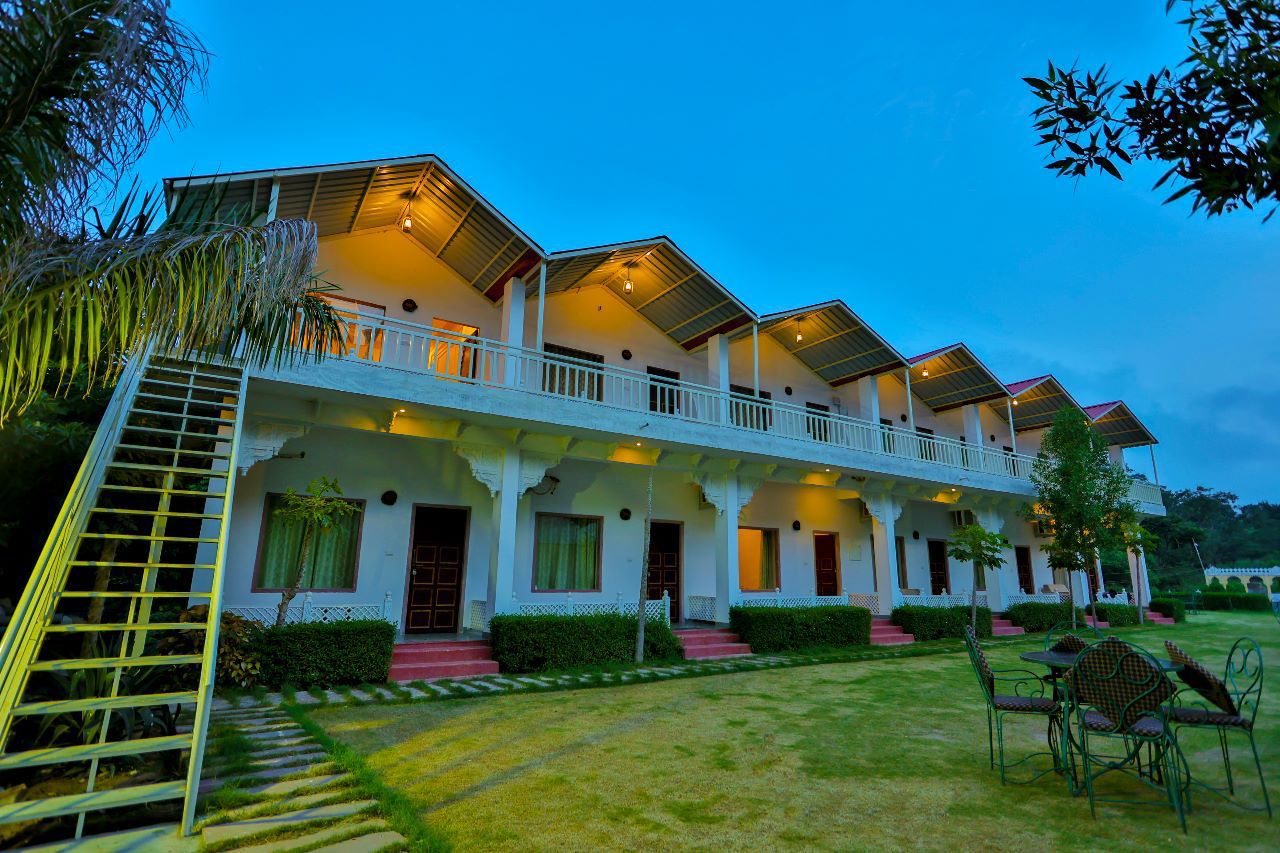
xmin=879 ymin=417 xmax=897 ymax=454
xmin=648 ymin=366 xmax=681 ymax=414
xmin=543 ymin=343 xmax=604 ymax=401
xmin=427 ymin=318 xmax=480 ymax=379
xmin=1015 ymin=546 xmax=1034 ymax=593
xmin=895 ymin=535 xmax=908 ymax=589
xmin=533 ymin=514 xmax=602 ymax=591
xmin=254 ymin=493 xmax=363 ymax=591
xmin=297 ymin=294 xmax=385 ymax=360
xmin=806 ymin=402 xmax=832 ymax=442
xmin=737 ymin=527 xmax=779 ymax=591
xmin=916 ymin=426 xmax=937 ymax=462
xmin=729 ymin=384 xmax=772 ymax=430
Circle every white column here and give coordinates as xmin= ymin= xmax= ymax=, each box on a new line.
xmin=856 ymin=375 xmax=880 ymax=423
xmin=713 ymin=475 xmax=741 ymax=623
xmin=707 ymin=333 xmax=730 ymax=424
xmin=1108 ymin=446 xmax=1124 ymax=465
xmin=534 ymin=263 xmax=547 ymax=352
xmin=974 ymin=507 xmax=1006 ymax=612
xmin=1128 ymin=548 xmax=1152 ymax=608
xmin=866 ymin=495 xmax=903 ymax=615
xmin=1094 ymin=554 xmax=1106 ymax=598
xmin=903 ymin=369 xmax=915 ymax=431
xmin=500 ymin=276 xmax=526 ymax=386
xmin=751 ymin=323 xmax=760 ymax=395
xmin=488 ymin=448 xmax=523 ymax=616
xmin=1006 ymin=398 xmax=1018 ymax=453
xmin=962 ymin=403 xmax=983 ymax=446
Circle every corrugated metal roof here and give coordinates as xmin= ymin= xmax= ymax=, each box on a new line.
xmin=737 ymin=301 xmax=907 ymax=386
xmin=906 ymin=343 xmax=1007 ymax=412
xmin=542 ymin=238 xmax=754 ymax=351
xmin=1085 ymin=401 xmax=1158 ymax=447
xmin=166 ymin=155 xmax=541 ymax=302
xmin=992 ymin=375 xmax=1086 ymax=433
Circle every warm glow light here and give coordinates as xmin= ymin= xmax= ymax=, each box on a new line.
xmin=824 ymin=468 xmax=831 ymax=472
xmin=1012 ymin=399 xmax=1019 ymax=406
xmin=623 ymin=278 xmax=634 ymax=294
xmin=795 ymin=332 xmax=804 ymax=343
xmin=635 ymin=441 xmax=642 ymax=446
xmin=921 ymin=368 xmax=929 ymax=377
xmin=401 ymin=216 xmax=412 ymax=231
xmin=398 ymin=408 xmax=406 ymax=413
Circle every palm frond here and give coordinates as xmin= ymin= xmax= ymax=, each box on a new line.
xmin=0 ymin=217 xmax=340 ymax=423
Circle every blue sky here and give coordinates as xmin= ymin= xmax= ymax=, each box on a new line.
xmin=134 ymin=1 xmax=1280 ymax=503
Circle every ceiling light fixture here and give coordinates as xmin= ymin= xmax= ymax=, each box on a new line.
xmin=623 ymin=268 xmax=634 ymax=294
xmin=1012 ymin=399 xmax=1019 ymax=406
xmin=921 ymin=368 xmax=929 ymax=377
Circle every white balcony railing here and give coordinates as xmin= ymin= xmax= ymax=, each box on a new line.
xmin=298 ymin=311 xmax=1155 ymax=502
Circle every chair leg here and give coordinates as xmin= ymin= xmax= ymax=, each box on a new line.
xmin=996 ymin=713 xmax=1007 ymax=784
xmin=1220 ymin=728 xmax=1235 ymax=795
xmin=1081 ymin=732 xmax=1098 ymax=818
xmin=1247 ymin=731 xmax=1272 ymax=819
xmin=1163 ymin=740 xmax=1188 ymax=834
xmin=987 ymin=708 xmax=994 ymax=770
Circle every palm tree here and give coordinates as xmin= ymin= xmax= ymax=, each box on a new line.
xmin=0 ymin=0 xmax=337 ymax=424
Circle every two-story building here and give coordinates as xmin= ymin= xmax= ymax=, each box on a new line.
xmin=166 ymin=154 xmax=1164 ymax=636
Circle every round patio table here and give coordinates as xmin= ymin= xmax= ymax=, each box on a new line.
xmin=1019 ymin=650 xmax=1182 ymax=672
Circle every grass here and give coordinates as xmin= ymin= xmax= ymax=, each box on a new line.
xmin=302 ymin=612 xmax=1280 ymax=851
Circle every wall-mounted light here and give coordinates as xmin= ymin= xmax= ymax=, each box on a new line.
xmin=635 ymin=441 xmax=642 ymax=447
xmin=401 ymin=214 xmax=412 ymax=232
xmin=623 ymin=276 xmax=634 ymax=294
xmin=792 ymin=520 xmax=802 ymax=531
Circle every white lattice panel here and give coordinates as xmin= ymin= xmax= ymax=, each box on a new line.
xmin=468 ymin=599 xmax=492 ymax=631
xmin=1097 ymin=592 xmax=1130 ymax=605
xmin=514 ymin=598 xmax=670 ymax=624
xmin=686 ymin=595 xmax=717 ymax=622
xmin=900 ymin=594 xmax=968 ymax=608
xmin=847 ymin=593 xmax=880 ymax=614
xmin=1005 ymin=592 xmax=1061 ymax=607
xmin=223 ymin=604 xmax=386 ymax=625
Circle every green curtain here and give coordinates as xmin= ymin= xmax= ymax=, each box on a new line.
xmin=759 ymin=529 xmax=779 ymax=589
xmin=257 ymin=494 xmax=361 ymax=590
xmin=534 ymin=515 xmax=600 ymax=590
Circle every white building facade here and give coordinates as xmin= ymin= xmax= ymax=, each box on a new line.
xmin=172 ymin=155 xmax=1165 ymax=635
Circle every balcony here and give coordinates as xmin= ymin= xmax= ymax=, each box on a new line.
xmin=274 ymin=310 xmax=1161 ymax=510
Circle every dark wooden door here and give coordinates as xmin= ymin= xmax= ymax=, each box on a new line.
xmin=406 ymin=506 xmax=468 ymax=633
xmin=1015 ymin=546 xmax=1034 ymax=593
xmin=927 ymin=539 xmax=950 ymax=595
xmin=647 ymin=522 xmax=681 ymax=623
xmin=813 ymin=532 xmax=839 ymax=595
xmin=648 ymin=366 xmax=680 ymax=414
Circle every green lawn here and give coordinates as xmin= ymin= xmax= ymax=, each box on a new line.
xmin=305 ymin=612 xmax=1280 ymax=851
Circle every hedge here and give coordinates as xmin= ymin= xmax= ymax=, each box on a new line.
xmin=489 ymin=614 xmax=682 ymax=673
xmin=891 ymin=605 xmax=991 ymax=640
xmin=255 ymin=619 xmax=396 ymax=688
xmin=1149 ymin=598 xmax=1186 ymax=623
xmin=1093 ymin=604 xmax=1138 ymax=627
xmin=1197 ymin=592 xmax=1272 ymax=612
xmin=1004 ymin=601 xmax=1086 ymax=633
xmin=729 ymin=606 xmax=871 ymax=652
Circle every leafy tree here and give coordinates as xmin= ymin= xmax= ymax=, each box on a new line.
xmin=1026 ymin=406 xmax=1137 ymax=623
xmin=1120 ymin=520 xmax=1159 ymax=622
xmin=947 ymin=523 xmax=1011 ymax=630
xmin=0 ymin=0 xmax=338 ymax=424
xmin=1208 ymin=576 xmax=1225 ymax=590
xmin=1271 ymin=577 xmax=1280 ymax=593
xmin=1025 ymin=0 xmax=1280 ymax=219
xmin=1225 ymin=575 xmax=1246 ymax=593
xmin=271 ymin=478 xmax=360 ymax=626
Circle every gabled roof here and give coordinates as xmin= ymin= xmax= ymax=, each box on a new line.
xmin=165 ymin=155 xmax=542 ymax=302
xmin=733 ymin=300 xmax=907 ymax=386
xmin=905 ymin=343 xmax=1008 ymax=412
xmin=1084 ymin=400 xmax=1158 ymax=447
xmin=992 ymin=374 xmax=1086 ymax=433
xmin=541 ymin=238 xmax=754 ymax=351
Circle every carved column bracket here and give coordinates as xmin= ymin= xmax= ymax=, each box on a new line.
xmin=688 ymin=474 xmax=761 ymax=518
xmin=519 ymin=452 xmax=562 ymax=495
xmin=236 ymin=421 xmax=309 ymax=475
xmin=454 ymin=444 xmax=504 ymax=496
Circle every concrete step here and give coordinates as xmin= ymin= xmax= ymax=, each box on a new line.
xmin=389 ymin=659 xmax=500 ymax=681
xmin=231 ymin=819 xmax=390 ymax=853
xmin=677 ymin=631 xmax=743 ymax=647
xmin=1085 ymin=617 xmax=1110 ymax=628
xmin=869 ymin=633 xmax=914 ymax=646
xmin=683 ymin=646 xmax=754 ymax=660
xmin=392 ymin=643 xmax=495 ymax=663
xmin=991 ymin=623 xmax=1025 ymax=636
xmin=312 ymin=830 xmax=408 ymax=852
xmin=201 ymin=800 xmax=376 ymax=846
xmin=1146 ymin=613 xmax=1175 ymax=625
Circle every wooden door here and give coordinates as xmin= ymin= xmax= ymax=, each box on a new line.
xmin=647 ymin=522 xmax=681 ymax=623
xmin=927 ymin=539 xmax=950 ymax=595
xmin=813 ymin=532 xmax=839 ymax=595
xmin=405 ymin=506 xmax=468 ymax=633
xmin=1015 ymin=546 xmax=1034 ymax=593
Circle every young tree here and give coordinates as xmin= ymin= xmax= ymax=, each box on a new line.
xmin=1025 ymin=0 xmax=1280 ymax=220
xmin=1208 ymin=576 xmax=1225 ymax=591
xmin=1120 ymin=521 xmax=1159 ymax=624
xmin=271 ymin=477 xmax=360 ymax=626
xmin=1026 ymin=406 xmax=1137 ymax=626
xmin=947 ymin=523 xmax=1011 ymax=630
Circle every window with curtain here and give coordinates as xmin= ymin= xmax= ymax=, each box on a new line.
xmin=255 ymin=494 xmax=363 ymax=591
xmin=533 ymin=514 xmax=602 ymax=591
xmin=738 ymin=528 xmax=779 ymax=591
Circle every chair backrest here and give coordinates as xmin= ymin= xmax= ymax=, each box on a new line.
xmin=1044 ymin=620 xmax=1103 ymax=652
xmin=1225 ymin=638 xmax=1264 ymax=725
xmin=1164 ymin=640 xmax=1238 ymax=715
xmin=1066 ymin=637 xmax=1174 ymax=733
xmin=963 ymin=626 xmax=994 ymax=700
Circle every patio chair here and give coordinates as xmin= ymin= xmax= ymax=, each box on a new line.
xmin=1187 ymin=590 xmax=1202 ymax=616
xmin=1064 ymin=637 xmax=1189 ymax=832
xmin=1044 ymin=621 xmax=1104 ymax=653
xmin=1165 ymin=639 xmax=1271 ymax=817
xmin=963 ymin=626 xmax=1061 ymax=784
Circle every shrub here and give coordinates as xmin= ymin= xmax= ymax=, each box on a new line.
xmin=155 ymin=606 xmax=262 ymax=688
xmin=1149 ymin=598 xmax=1186 ymax=622
xmin=1225 ymin=576 xmax=1246 ymax=593
xmin=1198 ymin=592 xmax=1272 ymax=612
xmin=1207 ymin=577 xmax=1224 ymax=590
xmin=1272 ymin=577 xmax=1280 ymax=593
xmin=891 ymin=605 xmax=991 ymax=640
xmin=488 ymin=614 xmax=682 ymax=673
xmin=1093 ymin=604 xmax=1138 ymax=627
xmin=254 ymin=619 xmax=396 ymax=688
xmin=729 ymin=606 xmax=871 ymax=652
xmin=1003 ymin=601 xmax=1087 ymax=632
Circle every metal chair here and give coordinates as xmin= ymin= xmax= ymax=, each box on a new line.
xmin=963 ymin=626 xmax=1061 ymax=784
xmin=1165 ymin=639 xmax=1271 ymax=817
xmin=1064 ymin=636 xmax=1189 ymax=832
xmin=1044 ymin=621 xmax=1104 ymax=652
xmin=1188 ymin=590 xmax=1202 ymax=616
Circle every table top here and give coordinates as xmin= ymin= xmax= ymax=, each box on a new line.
xmin=1019 ymin=649 xmax=1182 ymax=672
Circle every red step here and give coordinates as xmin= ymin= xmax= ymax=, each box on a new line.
xmin=870 ymin=620 xmax=914 ymax=646
xmin=674 ymin=628 xmax=753 ymax=660
xmin=1085 ymin=616 xmax=1110 ymax=629
xmin=388 ymin=639 xmax=500 ymax=682
xmin=1145 ymin=613 xmax=1175 ymax=625
xmin=991 ymin=617 xmax=1025 ymax=637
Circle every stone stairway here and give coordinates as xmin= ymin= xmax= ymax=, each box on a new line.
xmin=991 ymin=617 xmax=1025 ymax=636
xmin=869 ymin=619 xmax=914 ymax=646
xmin=1145 ymin=611 xmax=1176 ymax=625
xmin=1084 ymin=615 xmax=1110 ymax=629
xmin=198 ymin=706 xmax=407 ymax=851
xmin=674 ymin=628 xmax=753 ymax=659
xmin=388 ymin=639 xmax=500 ymax=682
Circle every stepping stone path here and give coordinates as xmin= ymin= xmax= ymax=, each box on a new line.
xmin=199 ymin=706 xmax=407 ymax=851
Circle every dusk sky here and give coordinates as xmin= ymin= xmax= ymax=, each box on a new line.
xmin=133 ymin=1 xmax=1280 ymax=503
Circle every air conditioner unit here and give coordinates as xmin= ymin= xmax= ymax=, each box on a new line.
xmin=949 ymin=509 xmax=975 ymax=529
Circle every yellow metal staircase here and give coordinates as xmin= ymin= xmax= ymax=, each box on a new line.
xmin=0 ymin=352 xmax=246 ymax=843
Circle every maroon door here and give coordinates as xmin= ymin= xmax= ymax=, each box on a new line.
xmin=814 ymin=532 xmax=840 ymax=595
xmin=647 ymin=522 xmax=681 ymax=623
xmin=406 ymin=506 xmax=468 ymax=633
xmin=927 ymin=539 xmax=950 ymax=595
xmin=1015 ymin=546 xmax=1035 ymax=593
